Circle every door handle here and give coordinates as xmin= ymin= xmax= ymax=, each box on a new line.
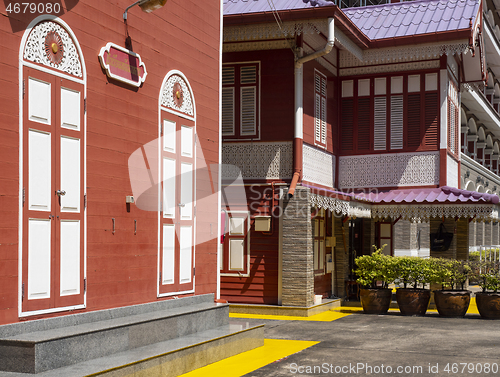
xmin=178 ymin=203 xmax=185 ymax=207
xmin=56 ymin=190 xmax=66 ymax=196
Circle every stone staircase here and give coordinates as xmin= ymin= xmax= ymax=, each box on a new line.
xmin=0 ymin=294 xmax=263 ymax=376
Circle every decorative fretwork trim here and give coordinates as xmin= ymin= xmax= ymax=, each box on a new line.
xmin=224 ymin=19 xmax=326 ymax=42
xmin=309 ymin=193 xmax=372 ymax=218
xmin=222 ymin=141 xmax=293 ymax=180
xmin=303 ymin=144 xmax=335 ymax=188
xmin=334 ymin=27 xmax=363 ymax=62
xmin=223 ymin=40 xmax=290 ymax=52
xmin=372 ymin=204 xmax=499 ymax=223
xmin=23 ymin=21 xmax=82 ymax=77
xmin=340 ymin=41 xmax=470 ymax=68
xmin=338 ymin=152 xmax=440 ymax=189
xmin=340 ymin=60 xmax=440 ymax=76
xmin=160 ymin=74 xmax=194 ymax=117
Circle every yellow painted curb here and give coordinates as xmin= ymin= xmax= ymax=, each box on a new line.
xmin=179 ymin=339 xmax=319 ymax=377
xmin=229 ymin=309 xmax=352 ymax=322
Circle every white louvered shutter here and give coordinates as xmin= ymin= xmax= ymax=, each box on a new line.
xmin=315 ymin=72 xmax=327 ymax=146
xmin=374 ymin=97 xmax=386 ymax=150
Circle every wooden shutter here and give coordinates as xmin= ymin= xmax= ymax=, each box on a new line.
xmin=357 ymin=97 xmax=370 ymax=151
xmin=373 ymin=97 xmax=386 ymax=150
xmin=407 ymin=94 xmax=421 ymax=148
xmin=315 ymin=72 xmax=327 ymax=146
xmin=222 ymin=66 xmax=235 ymax=136
xmin=390 ymin=95 xmax=403 ymax=150
xmin=341 ymin=98 xmax=354 ymax=152
xmin=240 ymin=66 xmax=257 ymax=136
xmin=423 ymin=92 xmax=438 ymax=148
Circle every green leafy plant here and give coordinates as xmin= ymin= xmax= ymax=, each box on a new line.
xmin=354 ymin=245 xmax=398 ymax=289
xmin=472 ymin=260 xmax=500 ymax=293
xmin=395 ymin=257 xmax=438 ymax=289
xmin=434 ymin=258 xmax=472 ymax=290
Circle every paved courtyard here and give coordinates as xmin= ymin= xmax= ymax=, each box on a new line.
xmin=184 ymin=302 xmax=500 ymax=377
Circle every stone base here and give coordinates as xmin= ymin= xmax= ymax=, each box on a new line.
xmin=230 ymin=298 xmax=341 ymax=317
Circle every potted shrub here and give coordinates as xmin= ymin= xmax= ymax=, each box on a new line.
xmin=433 ymin=259 xmax=472 ymax=317
xmin=355 ymin=245 xmax=398 ymax=314
xmin=395 ymin=257 xmax=436 ymax=316
xmin=474 ymin=261 xmax=500 ymax=319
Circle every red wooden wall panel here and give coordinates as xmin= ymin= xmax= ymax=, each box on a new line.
xmin=223 ymin=49 xmax=295 ymax=142
xmin=220 ymin=186 xmax=280 ymax=305
xmin=0 ymin=0 xmax=221 ymax=324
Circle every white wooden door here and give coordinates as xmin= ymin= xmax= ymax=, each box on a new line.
xmin=159 ymin=114 xmax=195 ymax=295
xmin=22 ymin=68 xmax=85 ymax=312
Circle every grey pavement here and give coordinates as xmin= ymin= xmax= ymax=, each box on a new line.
xmin=240 ymin=311 xmax=500 ymax=377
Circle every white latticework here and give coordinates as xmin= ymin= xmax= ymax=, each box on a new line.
xmin=310 ymin=193 xmax=350 ymax=216
xmin=302 ymin=144 xmax=335 ymax=188
xmin=338 ymin=152 xmax=440 ymax=189
xmin=222 ymin=142 xmax=292 ymax=180
xmin=340 ymin=41 xmax=470 ymax=68
xmin=340 ymin=60 xmax=440 ymax=76
xmin=160 ymin=74 xmax=194 ymax=117
xmin=224 ymin=19 xmax=325 ymax=42
xmin=23 ymin=21 xmax=82 ymax=77
xmin=372 ymin=204 xmax=499 ymax=223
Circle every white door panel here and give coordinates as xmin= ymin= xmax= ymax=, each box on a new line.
xmin=28 ymin=78 xmax=51 ymax=124
xmin=27 ymin=219 xmax=51 ymax=300
xmin=60 ymin=220 xmax=80 ymax=296
xmin=179 ymin=226 xmax=192 ymax=284
xmin=162 ymin=224 xmax=175 ymax=284
xmin=181 ymin=125 xmax=193 ymax=157
xmin=60 ymin=137 xmax=80 ymax=212
xmin=163 ymin=120 xmax=176 ymax=153
xmin=163 ymin=158 xmax=176 ymax=218
xmin=180 ymin=163 xmax=192 ymax=220
xmin=28 ymin=130 xmax=51 ymax=212
xmin=60 ymin=87 xmax=81 ymax=130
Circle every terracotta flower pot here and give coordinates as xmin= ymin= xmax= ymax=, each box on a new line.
xmin=396 ymin=288 xmax=431 ymax=316
xmin=433 ymin=290 xmax=471 ymax=317
xmin=475 ymin=292 xmax=500 ymax=319
xmin=360 ymin=288 xmax=392 ymax=314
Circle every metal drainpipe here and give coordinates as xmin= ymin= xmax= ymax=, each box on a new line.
xmin=288 ymin=17 xmax=335 ymax=198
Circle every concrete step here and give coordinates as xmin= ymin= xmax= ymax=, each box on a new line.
xmin=1 ymin=320 xmax=264 ymax=377
xmin=0 ymin=294 xmax=232 ymax=374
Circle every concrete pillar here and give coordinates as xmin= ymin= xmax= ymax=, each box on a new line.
xmin=494 ymin=222 xmax=500 ymax=246
xmin=477 ymin=221 xmax=484 ymax=247
xmin=485 ymin=221 xmax=492 ymax=246
xmin=457 ymin=218 xmax=469 ymax=261
xmin=469 ymin=221 xmax=476 ymax=248
xmin=429 ymin=217 xmax=457 ymax=260
xmin=393 ymin=220 xmax=411 ymax=256
xmin=331 ymin=215 xmax=349 ymax=298
xmin=281 ymin=187 xmax=314 ymax=307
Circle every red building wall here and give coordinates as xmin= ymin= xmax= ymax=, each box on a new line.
xmin=0 ymin=0 xmax=220 ymax=325
xmin=223 ymin=49 xmax=295 ymax=142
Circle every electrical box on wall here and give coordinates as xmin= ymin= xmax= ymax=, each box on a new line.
xmin=326 ymin=236 xmax=336 ymax=247
xmin=326 ymin=253 xmax=333 ymax=273
xmin=126 ymin=196 xmax=135 ymax=204
xmin=254 ymin=216 xmax=271 ymax=232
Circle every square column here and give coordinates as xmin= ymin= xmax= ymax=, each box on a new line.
xmin=281 ymin=187 xmax=314 ymax=307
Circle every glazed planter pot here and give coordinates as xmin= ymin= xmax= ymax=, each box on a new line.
xmin=433 ymin=290 xmax=471 ymax=317
xmin=360 ymin=288 xmax=392 ymax=314
xmin=396 ymin=288 xmax=431 ymax=316
xmin=475 ymin=292 xmax=500 ymax=319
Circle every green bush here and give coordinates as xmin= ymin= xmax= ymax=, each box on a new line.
xmin=434 ymin=259 xmax=472 ymax=290
xmin=472 ymin=260 xmax=500 ymax=293
xmin=395 ymin=256 xmax=438 ymax=289
xmin=354 ymin=245 xmax=398 ymax=289
xmin=469 ymin=248 xmax=500 ymax=262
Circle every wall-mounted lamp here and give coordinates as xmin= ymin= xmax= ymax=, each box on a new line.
xmin=124 ymin=0 xmax=167 ymax=21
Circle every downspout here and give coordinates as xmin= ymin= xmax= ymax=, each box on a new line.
xmin=289 ymin=17 xmax=335 ymax=198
